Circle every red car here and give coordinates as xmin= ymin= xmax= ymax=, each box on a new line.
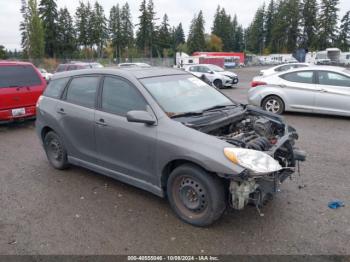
xmin=0 ymin=61 xmax=46 ymax=123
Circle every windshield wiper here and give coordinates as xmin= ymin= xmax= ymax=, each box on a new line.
xmin=169 ymin=111 xmax=203 ymax=118
xmin=200 ymin=104 xmax=237 ymax=113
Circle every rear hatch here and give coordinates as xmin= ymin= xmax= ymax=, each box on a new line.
xmin=0 ymin=64 xmax=45 ymax=110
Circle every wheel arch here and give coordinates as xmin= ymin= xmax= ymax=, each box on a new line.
xmin=261 ymin=94 xmax=286 ymax=109
xmin=160 ymin=159 xmax=215 ymax=193
xmin=41 ymin=126 xmax=55 ymax=142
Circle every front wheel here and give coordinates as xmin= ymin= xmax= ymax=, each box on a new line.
xmin=213 ymin=79 xmax=223 ymax=89
xmin=167 ymin=164 xmax=226 ymax=227
xmin=262 ymin=96 xmax=285 ymax=115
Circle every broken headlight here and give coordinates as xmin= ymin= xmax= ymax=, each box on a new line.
xmin=224 ymin=147 xmax=282 ymax=175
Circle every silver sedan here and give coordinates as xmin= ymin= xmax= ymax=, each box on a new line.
xmin=248 ymin=66 xmax=350 ymax=116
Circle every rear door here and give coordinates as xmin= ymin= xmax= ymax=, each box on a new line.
xmin=0 ymin=64 xmax=45 ymax=110
xmin=314 ymin=70 xmax=350 ymax=115
xmin=57 ymin=75 xmax=100 ymax=163
xmin=278 ymin=70 xmax=317 ymax=112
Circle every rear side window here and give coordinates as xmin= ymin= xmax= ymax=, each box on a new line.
xmin=44 ymin=78 xmax=69 ymax=98
xmin=67 ymin=65 xmax=77 ymax=71
xmin=101 ymin=77 xmax=147 ymax=116
xmin=0 ymin=65 xmax=42 ymax=88
xmin=56 ymin=65 xmax=66 ymax=72
xmin=66 ymin=77 xmax=99 ymax=108
xmin=318 ymin=71 xmax=350 ymax=87
xmin=280 ymin=71 xmax=314 ymax=84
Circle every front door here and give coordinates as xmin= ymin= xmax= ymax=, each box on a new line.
xmin=95 ymin=76 xmax=158 ymax=184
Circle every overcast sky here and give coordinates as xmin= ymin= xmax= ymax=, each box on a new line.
xmin=1 ymin=0 xmax=350 ymax=50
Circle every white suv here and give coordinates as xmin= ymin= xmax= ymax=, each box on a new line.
xmin=185 ymin=64 xmax=238 ymax=88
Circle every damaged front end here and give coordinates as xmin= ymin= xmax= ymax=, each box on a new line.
xmin=191 ymin=106 xmax=306 ymax=211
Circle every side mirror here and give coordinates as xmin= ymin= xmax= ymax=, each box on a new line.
xmin=209 ymin=71 xmax=214 ymax=74
xmin=126 ymin=110 xmax=156 ymax=125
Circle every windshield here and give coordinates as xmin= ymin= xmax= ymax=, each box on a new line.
xmin=207 ymin=64 xmax=224 ymax=72
xmin=141 ymin=75 xmax=234 ymax=115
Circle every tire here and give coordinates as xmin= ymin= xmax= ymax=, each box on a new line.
xmin=262 ymin=95 xmax=285 ymax=115
xmin=44 ymin=131 xmax=69 ymax=170
xmin=213 ymin=79 xmax=223 ymax=89
xmin=167 ymin=164 xmax=226 ymax=227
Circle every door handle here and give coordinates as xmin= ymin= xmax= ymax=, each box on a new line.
xmin=57 ymin=108 xmax=66 ymax=115
xmin=96 ymin=118 xmax=107 ymax=126
xmin=320 ymin=89 xmax=328 ymax=93
xmin=279 ymin=84 xmax=287 ymax=88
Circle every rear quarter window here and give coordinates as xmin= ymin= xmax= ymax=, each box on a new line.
xmin=44 ymin=78 xmax=70 ymax=98
xmin=0 ymin=65 xmax=42 ymax=88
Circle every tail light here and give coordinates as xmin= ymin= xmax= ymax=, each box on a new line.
xmin=251 ymin=81 xmax=267 ymax=87
xmin=36 ymin=95 xmax=43 ymax=108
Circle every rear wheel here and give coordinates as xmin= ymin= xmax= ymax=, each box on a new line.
xmin=213 ymin=79 xmax=223 ymax=89
xmin=167 ymin=164 xmax=226 ymax=227
xmin=44 ymin=131 xmax=69 ymax=170
xmin=262 ymin=96 xmax=285 ymax=114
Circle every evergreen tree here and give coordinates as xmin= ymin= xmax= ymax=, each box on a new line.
xmin=109 ymin=4 xmax=122 ymax=60
xmin=174 ymin=23 xmax=185 ymax=47
xmin=120 ymin=3 xmax=134 ymax=52
xmin=264 ymin=0 xmax=275 ymax=50
xmin=57 ymin=7 xmax=76 ymax=58
xmin=318 ymin=0 xmax=339 ymax=49
xmin=158 ymin=14 xmax=172 ymax=52
xmin=337 ymin=11 xmax=350 ymax=51
xmin=187 ymin=11 xmax=206 ymax=54
xmin=136 ymin=0 xmax=155 ymax=57
xmin=91 ymin=1 xmax=108 ymax=57
xmin=233 ymin=25 xmax=244 ymax=51
xmin=212 ymin=6 xmax=233 ymax=51
xmin=39 ymin=0 xmax=58 ymax=57
xmin=301 ymin=0 xmax=318 ymax=50
xmin=75 ymin=1 xmax=90 ymax=49
xmin=246 ymin=5 xmax=265 ymax=54
xmin=0 ymin=45 xmax=7 ymax=59
xmin=27 ymin=0 xmax=45 ymax=58
xmin=285 ymin=0 xmax=300 ymax=52
xmin=20 ymin=0 xmax=29 ymax=57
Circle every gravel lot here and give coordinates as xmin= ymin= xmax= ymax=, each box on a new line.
xmin=0 ymin=66 xmax=349 ymax=255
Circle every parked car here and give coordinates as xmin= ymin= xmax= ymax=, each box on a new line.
xmin=36 ymin=67 xmax=305 ymax=226
xmin=185 ymin=64 xmax=238 ymax=88
xmin=249 ymin=66 xmax=350 ymax=116
xmin=55 ymin=62 xmax=104 ymax=73
xmin=0 ymin=61 xmax=46 ymax=123
xmin=39 ymin=68 xmax=53 ymax=81
xmin=258 ymin=63 xmax=310 ymax=77
xmin=118 ymin=62 xmax=151 ymax=68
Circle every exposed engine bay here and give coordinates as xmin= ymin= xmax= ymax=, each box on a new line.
xmin=188 ymin=107 xmax=306 ymax=213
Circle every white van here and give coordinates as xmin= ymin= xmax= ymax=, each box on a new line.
xmin=340 ymin=52 xmax=350 ymax=66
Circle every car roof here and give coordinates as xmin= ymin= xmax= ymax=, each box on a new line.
xmin=0 ymin=60 xmax=34 ymax=66
xmin=276 ymin=65 xmax=347 ymax=74
xmin=52 ymin=67 xmax=189 ymax=80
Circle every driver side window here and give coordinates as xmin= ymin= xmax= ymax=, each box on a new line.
xmin=101 ymin=77 xmax=147 ymax=116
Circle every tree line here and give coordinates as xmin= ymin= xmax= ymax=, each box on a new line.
xmin=16 ymin=0 xmax=350 ymax=60
xmin=245 ymin=0 xmax=350 ymax=54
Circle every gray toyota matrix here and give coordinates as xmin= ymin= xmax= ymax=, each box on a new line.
xmin=36 ymin=67 xmax=306 ymax=226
